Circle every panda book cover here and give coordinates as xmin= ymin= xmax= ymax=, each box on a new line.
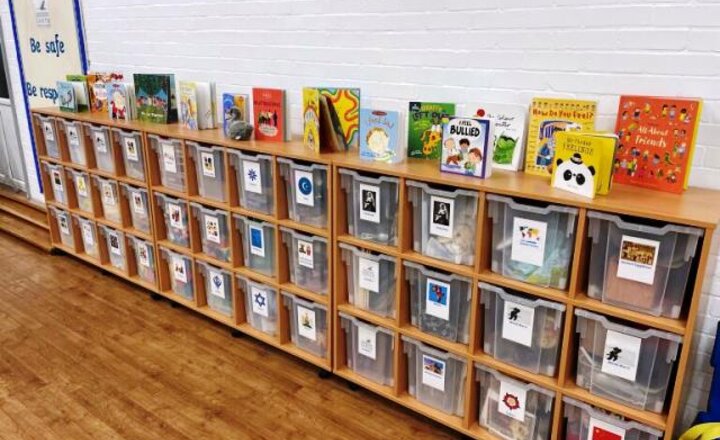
xmin=407 ymin=102 xmax=456 ymax=160
xmin=440 ymin=116 xmax=494 ymax=178
xmin=551 ymin=131 xmax=617 ymax=199
xmin=524 ymin=98 xmax=597 ymax=177
xmin=358 ymin=109 xmax=403 ymax=163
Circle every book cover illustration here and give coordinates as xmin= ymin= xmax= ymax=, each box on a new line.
xmin=179 ymin=81 xmax=199 ymax=130
xmin=467 ymin=103 xmax=528 ymax=171
xmin=613 ymin=96 xmax=702 ymax=193
xmin=87 ymin=72 xmax=123 ymax=114
xmin=551 ymin=131 xmax=617 ymax=199
xmin=223 ymin=93 xmax=249 ymax=139
xmin=133 ymin=74 xmax=177 ymax=124
xmin=302 ymin=88 xmax=320 ymax=152
xmin=407 ymin=102 xmax=456 ymax=160
xmin=66 ymin=74 xmax=89 ymax=112
xmin=440 ymin=116 xmax=494 ymax=178
xmin=317 ymin=88 xmax=360 ymax=150
xmin=106 ymin=82 xmax=133 ymax=121
xmin=359 ymin=109 xmax=403 ymax=163
xmin=252 ymin=87 xmax=286 ymax=142
xmin=524 ymin=98 xmax=597 ymax=177
xmin=56 ymin=81 xmax=76 ymax=112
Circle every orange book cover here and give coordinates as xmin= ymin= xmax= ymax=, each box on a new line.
xmin=613 ymin=96 xmax=702 ymax=193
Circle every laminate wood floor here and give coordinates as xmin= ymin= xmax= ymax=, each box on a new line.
xmin=0 ymin=233 xmax=460 ymax=440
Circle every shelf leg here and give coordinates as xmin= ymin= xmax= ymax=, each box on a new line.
xmin=346 ymin=380 xmax=359 ymax=391
xmin=230 ymin=329 xmax=243 ymax=338
xmin=169 ymin=302 xmax=180 ymax=309
xmin=150 ymin=293 xmax=163 ymax=301
xmin=317 ymin=369 xmax=332 ymax=380
xmin=49 ymin=247 xmax=64 ymax=256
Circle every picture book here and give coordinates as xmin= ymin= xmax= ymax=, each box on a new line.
xmin=303 ymin=87 xmax=360 ymax=152
xmin=524 ymin=98 xmax=597 ymax=177
xmin=359 ymin=109 xmax=404 ymax=163
xmin=195 ymin=82 xmax=216 ymax=130
xmin=133 ymin=73 xmax=177 ymax=124
xmin=551 ymin=131 xmax=617 ymax=199
xmin=252 ymin=88 xmax=287 ymax=142
xmin=440 ymin=116 xmax=494 ymax=178
xmin=466 ymin=103 xmax=528 ymax=171
xmin=407 ymin=102 xmax=456 ymax=160
xmin=302 ymin=88 xmax=320 ymax=152
xmin=106 ymin=82 xmax=135 ymax=121
xmin=56 ymin=81 xmax=76 ymax=112
xmin=87 ymin=72 xmax=123 ymax=114
xmin=179 ymin=81 xmax=215 ymax=130
xmin=66 ymin=74 xmax=89 ymax=112
xmin=222 ymin=93 xmax=249 ymax=139
xmin=613 ymin=95 xmax=703 ymax=193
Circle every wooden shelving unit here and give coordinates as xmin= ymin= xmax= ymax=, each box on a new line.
xmin=31 ymin=107 xmax=720 ymax=440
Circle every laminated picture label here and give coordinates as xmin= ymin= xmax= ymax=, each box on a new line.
xmin=357 ymin=325 xmax=377 ymax=360
xmin=359 ymin=183 xmax=380 ymax=223
xmin=425 ymin=278 xmax=451 ymax=321
xmin=243 ymin=160 xmax=263 ymax=194
xmin=421 ymin=354 xmax=446 ymax=391
xmin=249 ymin=225 xmax=265 ymax=258
xmin=601 ymin=329 xmax=642 ymax=382
xmin=511 ymin=217 xmax=548 ymax=267
xmin=124 ymin=137 xmax=139 ymax=161
xmin=429 ymin=196 xmax=454 ymax=238
xmin=501 ymin=300 xmax=536 ymax=348
xmin=295 ymin=170 xmax=315 ymax=206
xmin=251 ymin=286 xmax=269 ymax=318
xmin=297 ymin=305 xmax=317 ymax=341
xmin=616 ymin=235 xmax=660 ymax=285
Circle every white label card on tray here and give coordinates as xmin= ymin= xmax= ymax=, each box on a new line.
xmin=358 ymin=257 xmax=380 ymax=293
xmin=511 ymin=217 xmax=548 ymax=267
xmin=67 ymin=126 xmax=79 ymax=146
xmin=242 ymin=160 xmax=263 ymax=194
xmin=75 ymin=176 xmax=88 ymax=197
xmin=421 ymin=354 xmax=446 ymax=392
xmin=204 ymin=215 xmax=221 ymax=244
xmin=501 ymin=300 xmax=536 ymax=348
xmin=124 ymin=137 xmax=139 ymax=161
xmin=208 ymin=270 xmax=226 ymax=298
xmin=358 ymin=183 xmax=380 ymax=224
xmin=102 ymin=182 xmax=116 ymax=206
xmin=81 ymin=223 xmax=94 ymax=246
xmin=497 ymin=379 xmax=527 ymax=422
xmin=162 ymin=142 xmax=177 ymax=174
xmin=43 ymin=122 xmax=55 ymax=142
xmin=249 ymin=225 xmax=265 ymax=258
xmin=51 ymin=170 xmax=63 ymax=192
xmin=425 ymin=278 xmax=451 ymax=321
xmin=168 ymin=204 xmax=184 ymax=228
xmin=172 ymin=256 xmax=188 ymax=283
xmin=587 ymin=417 xmax=626 ymax=440
xmin=601 ymin=329 xmax=642 ymax=382
xmin=94 ymin=132 xmax=107 ymax=153
xmin=138 ymin=244 xmax=151 ymax=268
xmin=132 ymin=193 xmax=145 ymax=215
xmin=616 ymin=235 xmax=660 ymax=286
xmin=297 ymin=239 xmax=314 ymax=269
xmin=297 ymin=305 xmax=317 ymax=341
xmin=59 ymin=214 xmax=70 ymax=235
xmin=429 ymin=196 xmax=454 ymax=238
xmin=294 ymin=170 xmax=315 ymax=207
xmin=109 ymin=231 xmax=122 ymax=255
xmin=250 ymin=286 xmax=270 ymax=318
xmin=200 ymin=151 xmax=216 ymax=178
xmin=357 ymin=325 xmax=377 ymax=360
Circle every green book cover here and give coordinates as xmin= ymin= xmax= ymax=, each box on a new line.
xmin=133 ymin=73 xmax=177 ymax=124
xmin=407 ymin=101 xmax=455 ymax=159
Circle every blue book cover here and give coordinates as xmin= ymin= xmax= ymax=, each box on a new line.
xmin=359 ymin=109 xmax=402 ymax=163
xmin=222 ymin=93 xmax=248 ymax=139
xmin=440 ymin=116 xmax=494 ymax=178
xmin=56 ymin=81 xmax=77 ymax=112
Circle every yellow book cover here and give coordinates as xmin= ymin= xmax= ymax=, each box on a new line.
xmin=552 ymin=131 xmax=617 ymax=198
xmin=302 ymin=88 xmax=320 ymax=152
xmin=525 ymin=98 xmax=597 ymax=177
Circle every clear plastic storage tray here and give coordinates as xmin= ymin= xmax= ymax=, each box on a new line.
xmin=339 ymin=169 xmax=399 ymax=245
xmin=113 ymin=128 xmax=146 ymax=182
xmin=149 ymin=135 xmax=186 ymax=191
xmin=43 ymin=162 xmax=67 ymax=205
xmin=277 ymin=158 xmax=328 ymax=228
xmin=228 ymin=150 xmax=274 ymax=215
xmin=93 ymin=175 xmax=122 ymax=224
xmin=74 ymin=215 xmax=98 ymax=259
xmin=191 ymin=203 xmax=231 ymax=262
xmin=280 ymin=227 xmax=328 ymax=294
xmin=128 ymin=235 xmax=156 ymax=284
xmin=574 ymin=309 xmax=682 ymax=413
xmin=98 ymin=225 xmax=126 ymax=271
xmin=197 ymin=261 xmax=233 ymax=318
xmin=487 ymin=194 xmax=578 ymax=290
xmin=480 ymin=282 xmax=565 ymax=376
xmin=587 ymin=211 xmax=703 ymax=318
xmin=405 ymin=261 xmax=471 ymax=344
xmin=339 ymin=243 xmax=397 ymax=318
xmin=407 ymin=180 xmax=478 ymax=266
xmin=340 ymin=313 xmax=395 ymax=386
xmin=237 ymin=275 xmax=278 ymax=336
xmin=67 ymin=169 xmax=93 ymax=213
xmin=120 ymin=183 xmax=151 ymax=234
xmin=155 ymin=193 xmax=190 ymax=247
xmin=160 ymin=247 xmax=194 ymax=301
xmin=234 ymin=215 xmax=276 ymax=277
xmin=403 ymin=336 xmax=466 ymax=416
xmin=85 ymin=123 xmax=115 ymax=173
xmin=188 ymin=142 xmax=226 ymax=202
xmin=563 ymin=397 xmax=662 ymax=440
xmin=60 ymin=119 xmax=88 ymax=165
xmin=476 ymin=363 xmax=554 ymax=440
xmin=282 ymin=292 xmax=328 ymax=358
xmin=37 ymin=115 xmax=60 ymax=158
xmin=49 ymin=206 xmax=74 ymax=248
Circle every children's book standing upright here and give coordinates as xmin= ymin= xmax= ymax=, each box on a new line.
xmin=133 ymin=74 xmax=177 ymax=124
xmin=223 ymin=93 xmax=248 ymax=139
xmin=303 ymin=87 xmax=360 ymax=152
xmin=179 ymin=81 xmax=199 ymax=130
xmin=87 ymin=72 xmax=123 ymax=114
xmin=466 ymin=103 xmax=527 ymax=171
xmin=302 ymin=88 xmax=321 ymax=152
xmin=252 ymin=88 xmax=287 ymax=142
xmin=56 ymin=81 xmax=76 ymax=112
xmin=106 ymin=82 xmax=135 ymax=121
xmin=440 ymin=116 xmax=494 ymax=178
xmin=407 ymin=102 xmax=456 ymax=160
xmin=66 ymin=75 xmax=89 ymax=112
xmin=613 ymin=95 xmax=702 ymax=193
xmin=551 ymin=131 xmax=617 ymax=198
xmin=359 ymin=109 xmax=404 ymax=163
xmin=524 ymin=98 xmax=597 ymax=177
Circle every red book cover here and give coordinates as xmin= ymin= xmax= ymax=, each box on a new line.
xmin=613 ymin=95 xmax=702 ymax=193
xmin=252 ymin=88 xmax=285 ymax=142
